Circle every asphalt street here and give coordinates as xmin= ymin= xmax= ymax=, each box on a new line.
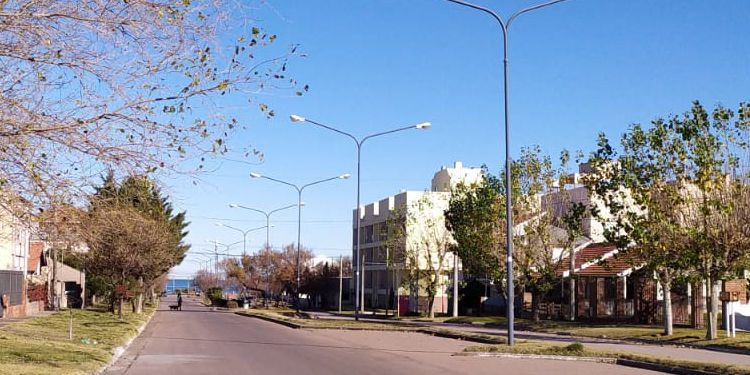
xmin=104 ymin=296 xmax=667 ymax=375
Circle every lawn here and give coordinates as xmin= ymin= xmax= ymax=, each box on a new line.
xmin=443 ymin=315 xmax=750 ymax=352
xmin=0 ymin=304 xmax=155 ymax=375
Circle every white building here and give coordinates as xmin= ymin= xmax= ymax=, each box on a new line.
xmin=0 ymin=205 xmax=31 ymax=318
xmin=353 ymin=161 xmax=481 ymax=315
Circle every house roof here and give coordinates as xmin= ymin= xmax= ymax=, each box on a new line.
xmin=27 ymin=240 xmax=45 ymax=272
xmin=557 ymin=243 xmax=641 ymax=277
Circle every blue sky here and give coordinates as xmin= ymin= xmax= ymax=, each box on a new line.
xmin=168 ymin=0 xmax=750 ymax=277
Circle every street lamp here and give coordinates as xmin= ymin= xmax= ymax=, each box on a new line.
xmin=444 ymin=0 xmax=569 ymax=346
xmin=290 ymin=114 xmax=430 ymax=320
xmin=215 ymin=223 xmax=272 ymax=255
xmin=229 ymin=203 xmax=302 ymax=247
xmin=250 ymin=172 xmax=350 ymax=312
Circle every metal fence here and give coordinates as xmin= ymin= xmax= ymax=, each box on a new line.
xmin=0 ymin=270 xmax=24 ymax=306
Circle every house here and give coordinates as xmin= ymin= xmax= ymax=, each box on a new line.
xmin=353 ymin=161 xmax=478 ymax=315
xmin=0 ymin=204 xmax=31 ymax=318
xmin=537 ymin=163 xmax=746 ymax=327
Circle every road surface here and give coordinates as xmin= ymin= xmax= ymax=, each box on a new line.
xmin=104 ymin=296 xmax=666 ymax=375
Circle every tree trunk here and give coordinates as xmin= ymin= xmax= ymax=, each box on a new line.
xmin=118 ymin=296 xmax=123 ymax=319
xmin=134 ymin=277 xmax=144 ymax=314
xmin=661 ymin=279 xmax=673 ymax=336
xmin=532 ymin=291 xmax=541 ymax=323
xmin=569 ymin=276 xmax=576 ymax=321
xmin=427 ymin=293 xmax=435 ymax=319
xmin=706 ymin=277 xmax=719 ymax=340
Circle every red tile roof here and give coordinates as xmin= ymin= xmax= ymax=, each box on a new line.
xmin=557 ymin=243 xmax=640 ymax=277
xmin=558 ymin=243 xmax=616 ymax=274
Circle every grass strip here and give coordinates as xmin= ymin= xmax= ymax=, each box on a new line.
xmin=465 ymin=341 xmax=750 ymax=375
xmin=0 ymin=304 xmax=155 ymax=375
xmin=443 ymin=315 xmax=750 ymax=354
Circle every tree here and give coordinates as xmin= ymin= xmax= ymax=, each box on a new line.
xmin=388 ymin=194 xmax=454 ymax=318
xmin=587 ymin=101 xmax=750 ymax=338
xmin=445 ymin=171 xmax=507 ymax=300
xmin=194 ymin=269 xmax=219 ymax=295
xmin=84 ymin=174 xmax=188 ymax=314
xmin=223 ymin=254 xmax=257 ymax=297
xmin=512 ymin=147 xmax=567 ymax=322
xmin=83 ymin=205 xmax=176 ymax=318
xmin=0 ymin=0 xmax=305 ymax=209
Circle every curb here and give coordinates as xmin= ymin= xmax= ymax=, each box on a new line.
xmin=235 ymin=312 xmax=301 ymax=329
xmin=457 ymin=352 xmax=616 ymax=363
xmin=93 ymin=307 xmax=158 ymax=375
xmin=615 ymin=359 xmax=721 ymax=375
xmin=459 ymin=352 xmax=723 ymax=375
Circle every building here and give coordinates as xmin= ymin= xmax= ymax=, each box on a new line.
xmin=353 ymin=161 xmax=480 ymax=315
xmin=0 ymin=205 xmax=31 ymax=318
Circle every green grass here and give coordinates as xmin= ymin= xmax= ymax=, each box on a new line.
xmin=0 ymin=304 xmax=155 ymax=375
xmin=465 ymin=341 xmax=750 ymax=375
xmin=238 ymin=309 xmax=420 ymax=331
xmin=443 ymin=315 xmax=750 ymax=352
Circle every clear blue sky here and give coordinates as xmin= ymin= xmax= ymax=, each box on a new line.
xmin=169 ymin=0 xmax=750 ymax=277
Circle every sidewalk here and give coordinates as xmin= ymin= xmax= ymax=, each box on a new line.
xmin=303 ymin=311 xmax=750 ymax=367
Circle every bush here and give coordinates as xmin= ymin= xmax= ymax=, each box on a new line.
xmin=226 ymin=300 xmax=238 ymax=309
xmin=564 ymin=342 xmax=584 ymax=353
xmin=206 ymin=287 xmax=223 ymax=306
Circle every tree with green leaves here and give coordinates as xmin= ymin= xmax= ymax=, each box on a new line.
xmin=445 ymin=172 xmax=506 ymax=301
xmin=587 ymin=101 xmax=750 ymax=338
xmin=85 ymin=174 xmax=189 ymax=314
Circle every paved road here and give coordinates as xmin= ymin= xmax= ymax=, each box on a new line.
xmin=105 ymin=296 xmax=666 ymax=375
xmin=308 ymin=311 xmax=750 ymax=367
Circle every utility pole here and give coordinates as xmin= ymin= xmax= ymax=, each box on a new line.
xmin=338 ymin=255 xmax=343 ymax=313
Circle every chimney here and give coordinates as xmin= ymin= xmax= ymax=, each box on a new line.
xmin=454 ymin=161 xmax=463 ymax=169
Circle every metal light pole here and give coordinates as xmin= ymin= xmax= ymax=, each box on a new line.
xmin=290 ymin=114 xmax=430 ymax=320
xmin=215 ymin=223 xmax=271 ymax=255
xmin=250 ymin=172 xmax=350 ymax=312
xmin=229 ymin=203 xmax=301 ymax=247
xmin=445 ymin=0 xmax=569 ymax=346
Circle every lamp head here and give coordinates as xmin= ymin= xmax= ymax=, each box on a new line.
xmin=215 ymin=222 xmax=223 ymax=227
xmin=229 ymin=203 xmax=238 ymax=208
xmin=299 ymin=201 xmax=306 ymax=207
xmin=340 ymin=174 xmax=351 ymax=179
xmin=250 ymin=172 xmax=262 ymax=178
xmin=290 ymin=114 xmax=306 ymax=122
xmin=415 ymin=122 xmax=431 ymax=129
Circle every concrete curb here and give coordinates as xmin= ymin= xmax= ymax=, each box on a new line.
xmin=614 ymin=359 xmax=722 ymax=375
xmin=235 ymin=312 xmax=302 ymax=329
xmin=235 ymin=312 xmax=421 ymax=332
xmin=458 ymin=352 xmax=724 ymax=375
xmin=457 ymin=351 xmax=616 ymax=363
xmin=93 ymin=307 xmax=158 ymax=375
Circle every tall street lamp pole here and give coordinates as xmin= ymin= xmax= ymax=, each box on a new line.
xmin=250 ymin=172 xmax=350 ymax=312
xmin=290 ymin=114 xmax=430 ymax=320
xmin=229 ymin=203 xmax=301 ymax=247
xmin=215 ymin=223 xmax=272 ymax=255
xmin=445 ymin=0 xmax=569 ymax=346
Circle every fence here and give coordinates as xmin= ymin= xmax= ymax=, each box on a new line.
xmin=0 ymin=270 xmax=24 ymax=305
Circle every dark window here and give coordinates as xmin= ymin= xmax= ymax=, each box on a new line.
xmin=605 ymin=278 xmax=617 ymax=300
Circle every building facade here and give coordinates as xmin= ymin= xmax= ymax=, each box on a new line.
xmin=353 ymin=161 xmax=480 ymax=315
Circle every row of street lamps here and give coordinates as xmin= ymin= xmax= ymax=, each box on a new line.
xmin=204 ymin=0 xmax=568 ymax=346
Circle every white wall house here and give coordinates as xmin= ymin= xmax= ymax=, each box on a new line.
xmin=0 ymin=205 xmax=31 ymax=318
xmin=353 ymin=161 xmax=480 ymax=315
